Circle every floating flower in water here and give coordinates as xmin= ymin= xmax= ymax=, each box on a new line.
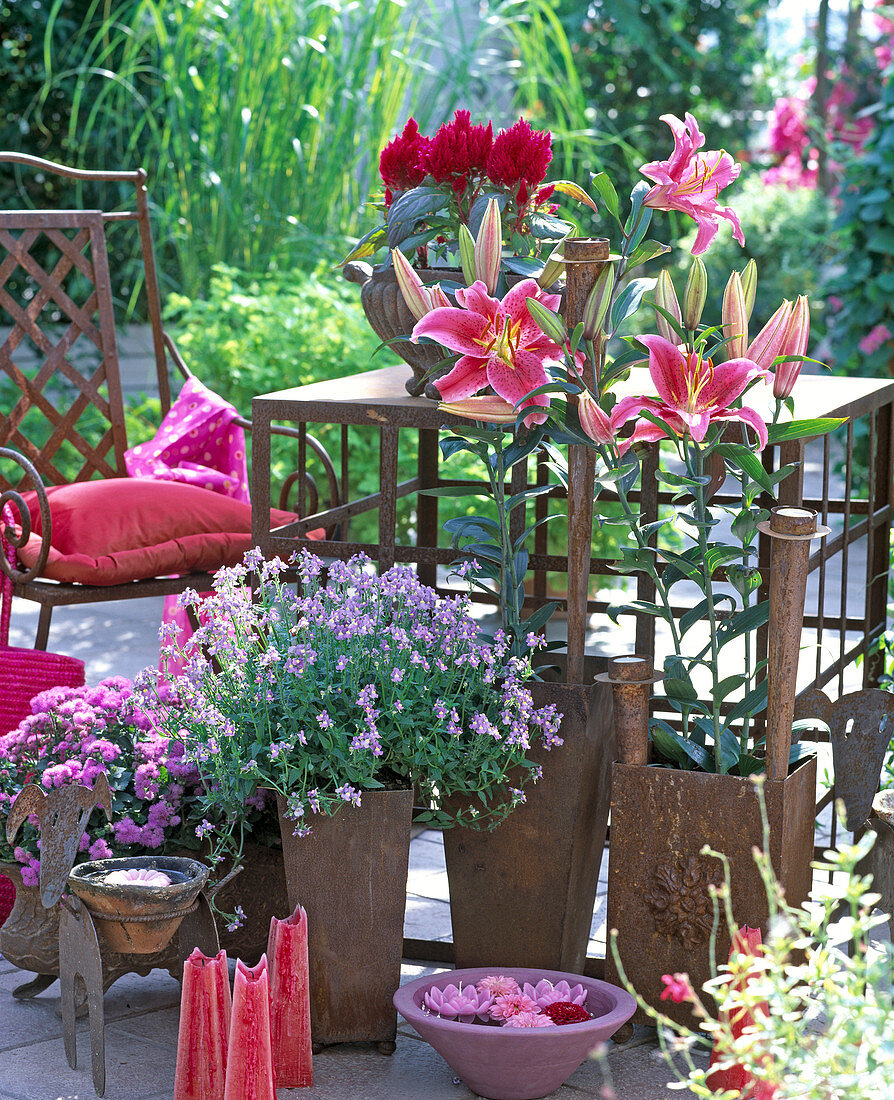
xmin=476 ymin=974 xmax=520 ymax=998
xmin=423 ymin=983 xmax=494 ymax=1022
xmin=501 ymin=1010 xmax=556 ymax=1028
xmin=104 ymin=867 xmax=172 ymax=887
xmin=521 ymin=978 xmax=587 ymax=1009
xmin=489 ymin=991 xmax=540 ymax=1021
xmin=541 ymin=1001 xmax=591 ymax=1025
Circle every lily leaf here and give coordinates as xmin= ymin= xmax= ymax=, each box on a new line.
xmin=766 ymin=418 xmax=846 ymax=444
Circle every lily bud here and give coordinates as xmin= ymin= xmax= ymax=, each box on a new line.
xmin=739 ymin=259 xmax=758 ymax=321
xmin=683 ymin=257 xmax=707 ymax=331
xmin=654 ymin=269 xmax=682 ymax=343
xmin=722 ymin=270 xmax=748 ymax=360
xmin=458 ymin=223 xmax=476 ymax=288
xmin=439 ymin=395 xmax=518 ymax=423
xmin=581 ymin=262 xmax=615 ymax=340
xmin=474 ymin=198 xmax=502 ymax=295
xmin=772 ymin=295 xmax=810 ymax=399
xmin=746 ymin=299 xmax=792 ymax=372
xmin=538 ymin=241 xmax=566 ymax=290
xmin=578 ymin=392 xmax=615 ymax=445
xmin=392 ymin=248 xmax=433 ymax=322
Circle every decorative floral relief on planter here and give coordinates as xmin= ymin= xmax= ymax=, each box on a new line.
xmin=647 ymin=855 xmax=722 ymax=950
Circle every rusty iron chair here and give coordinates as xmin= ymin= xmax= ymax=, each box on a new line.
xmin=0 ymin=152 xmax=340 ymax=651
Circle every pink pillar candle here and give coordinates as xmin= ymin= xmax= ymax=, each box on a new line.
xmin=267 ymin=903 xmax=313 ymax=1087
xmin=174 ymin=948 xmax=232 ymax=1100
xmin=223 ymin=955 xmax=276 ymax=1100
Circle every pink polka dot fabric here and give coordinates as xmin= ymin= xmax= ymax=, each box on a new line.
xmin=124 ymin=375 xmax=249 ymax=504
xmin=124 ymin=377 xmax=250 ymax=670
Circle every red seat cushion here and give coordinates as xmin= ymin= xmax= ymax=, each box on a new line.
xmin=16 ymin=479 xmax=315 ymax=585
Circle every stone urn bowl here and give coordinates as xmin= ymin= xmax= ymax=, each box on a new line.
xmin=393 ymin=966 xmax=636 ymax=1100
xmin=67 ymin=855 xmax=209 ymax=955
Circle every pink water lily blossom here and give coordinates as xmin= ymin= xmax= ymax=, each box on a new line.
xmin=613 ymin=334 xmax=769 ymax=448
xmin=103 ymin=867 xmax=172 ymax=887
xmin=414 ymin=279 xmax=566 ymax=427
xmin=423 ymin=982 xmax=494 ymax=1021
xmin=640 ymin=113 xmax=745 ymax=256
xmin=522 ymin=978 xmax=587 ymax=1009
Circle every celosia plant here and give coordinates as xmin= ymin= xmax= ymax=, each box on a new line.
xmin=0 ymin=678 xmax=206 ymax=884
xmin=343 ymin=109 xmax=579 ymax=273
xmin=143 ymin=549 xmax=563 ymax=859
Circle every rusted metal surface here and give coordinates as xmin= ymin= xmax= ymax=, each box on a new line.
xmin=442 ymin=658 xmax=616 ymax=972
xmin=67 ymin=855 xmax=210 ymax=955
xmin=793 ymin=689 xmax=894 ymax=830
xmin=344 ymin=261 xmax=454 ymax=395
xmin=595 ymin=655 xmax=661 ymax=765
xmin=60 ymin=896 xmax=107 ymax=1095
xmin=758 ymin=507 xmax=829 ymax=780
xmin=604 ymin=756 xmax=817 ymax=1026
xmin=275 ymin=787 xmax=413 ymax=1047
xmin=5 ymin=775 xmax=111 ymax=908
xmin=859 ymin=801 xmax=894 ymax=939
xmin=0 ymin=842 xmax=287 ymax=993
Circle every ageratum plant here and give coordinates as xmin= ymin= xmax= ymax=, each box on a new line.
xmin=0 ymin=678 xmax=207 ymax=885
xmin=145 ymin=549 xmax=563 ymax=859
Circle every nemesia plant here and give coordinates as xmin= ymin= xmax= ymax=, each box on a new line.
xmin=422 ymin=974 xmax=591 ymax=1029
xmin=142 ymin=549 xmax=564 ymax=860
xmin=611 ymin=794 xmax=894 ymax=1099
xmin=0 ymin=678 xmax=206 ymax=885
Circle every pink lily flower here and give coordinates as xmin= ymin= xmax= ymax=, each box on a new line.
xmin=414 ymin=279 xmax=566 ymax=427
xmin=640 ymin=113 xmax=745 ymax=256
xmin=613 ymin=334 xmax=770 ymax=448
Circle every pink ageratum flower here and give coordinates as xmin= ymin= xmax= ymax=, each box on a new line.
xmin=640 ymin=113 xmax=745 ymax=256
xmin=415 ymin=279 xmax=565 ymax=427
xmin=489 ymin=992 xmax=540 ymax=1021
xmin=501 ymin=1010 xmax=556 ymax=1028
xmin=423 ymin=982 xmax=494 ymax=1022
xmin=522 ymin=978 xmax=587 ymax=1009
xmin=476 ymin=975 xmax=521 ymax=998
xmin=612 ymin=334 xmax=769 ymax=449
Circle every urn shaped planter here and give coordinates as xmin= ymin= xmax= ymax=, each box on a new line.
xmin=344 ymin=261 xmax=459 ymax=395
xmin=275 ymin=787 xmax=414 ymax=1048
xmin=443 ymin=659 xmax=615 ymax=973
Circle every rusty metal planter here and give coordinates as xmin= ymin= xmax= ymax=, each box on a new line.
xmin=604 ymin=756 xmax=817 ymax=1025
xmin=275 ymin=787 xmax=413 ymax=1048
xmin=442 ymin=668 xmax=615 ymax=973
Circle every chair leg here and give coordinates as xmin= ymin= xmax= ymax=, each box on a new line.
xmin=35 ymin=604 xmax=53 ymax=650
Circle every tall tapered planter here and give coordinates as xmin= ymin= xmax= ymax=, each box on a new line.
xmin=275 ymin=787 xmax=413 ymax=1048
xmin=605 ymin=757 xmax=817 ymax=1025
xmin=443 ymin=663 xmax=615 ymax=972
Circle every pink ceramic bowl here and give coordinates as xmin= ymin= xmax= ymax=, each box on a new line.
xmin=393 ymin=966 xmax=636 ymax=1100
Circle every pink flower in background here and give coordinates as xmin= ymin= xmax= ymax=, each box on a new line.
xmin=660 ymin=972 xmax=695 ymax=1004
xmin=858 ymin=324 xmax=892 ymax=356
xmin=415 ymin=279 xmax=566 ymax=427
xmin=612 ymin=334 xmax=769 ymax=448
xmin=640 ymin=113 xmax=744 ymax=255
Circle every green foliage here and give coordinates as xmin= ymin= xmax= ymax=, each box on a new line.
xmin=35 ymin=0 xmax=462 ymax=297
xmin=824 ymin=59 xmax=894 ymax=376
xmin=667 ymin=169 xmax=835 ymax=336
xmin=531 ymin=0 xmax=775 ymax=181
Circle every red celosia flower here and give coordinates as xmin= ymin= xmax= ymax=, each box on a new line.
xmin=422 ymin=110 xmax=493 ymax=200
xmin=541 ymin=1001 xmax=591 ymax=1025
xmin=488 ymin=118 xmax=553 ymax=190
xmin=379 ymin=118 xmax=430 ymax=205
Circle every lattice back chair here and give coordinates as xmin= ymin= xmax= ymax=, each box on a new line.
xmin=0 ymin=153 xmax=340 ymax=649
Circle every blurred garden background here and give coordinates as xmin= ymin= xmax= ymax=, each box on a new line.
xmin=1 ymin=0 xmax=892 ymax=531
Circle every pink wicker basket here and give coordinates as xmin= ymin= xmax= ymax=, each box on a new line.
xmin=0 ymin=504 xmax=85 ymax=737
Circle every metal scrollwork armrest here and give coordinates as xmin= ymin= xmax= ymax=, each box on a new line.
xmin=0 ymin=448 xmax=52 ymax=583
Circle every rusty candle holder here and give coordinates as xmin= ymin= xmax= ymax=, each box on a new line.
xmin=595 ymin=655 xmax=663 ymax=765
xmin=758 ymin=506 xmax=830 ymax=781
